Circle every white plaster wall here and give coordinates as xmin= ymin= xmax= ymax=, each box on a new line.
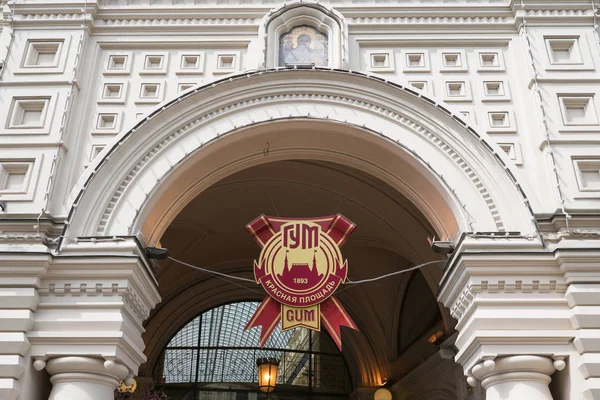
xmin=0 ymin=0 xmax=597 ymax=222
xmin=1 ymin=1 xmax=600 ymax=399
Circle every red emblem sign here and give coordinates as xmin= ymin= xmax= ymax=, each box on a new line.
xmin=244 ymin=214 xmax=358 ymax=350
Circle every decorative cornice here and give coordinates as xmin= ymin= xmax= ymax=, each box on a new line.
xmin=96 ymin=16 xmax=258 ymax=26
xmin=451 ymin=280 xmax=568 ymax=320
xmin=6 ymin=1 xmax=596 ymax=30
xmin=348 ymin=16 xmax=512 ymax=24
xmin=39 ymin=283 xmax=150 ymax=321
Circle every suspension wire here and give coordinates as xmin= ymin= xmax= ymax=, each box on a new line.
xmin=168 ymin=256 xmax=446 ymax=286
xmin=167 ymin=257 xmax=265 ymax=295
xmin=168 ymin=256 xmax=257 ymax=283
xmin=345 ymin=259 xmax=446 ymax=284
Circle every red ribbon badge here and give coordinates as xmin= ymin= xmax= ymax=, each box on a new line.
xmin=244 ymin=214 xmax=358 ymax=350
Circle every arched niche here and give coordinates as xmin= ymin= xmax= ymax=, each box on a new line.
xmin=62 ymin=69 xmax=537 ymax=251
xmin=259 ymin=1 xmax=347 ymax=69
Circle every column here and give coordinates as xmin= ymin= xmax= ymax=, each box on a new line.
xmin=44 ymin=356 xmax=128 ymax=400
xmin=28 ymin=240 xmax=161 ymax=399
xmin=437 ymin=238 xmax=574 ymax=398
xmin=469 ymin=355 xmax=561 ymax=400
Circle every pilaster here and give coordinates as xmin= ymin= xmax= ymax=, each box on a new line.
xmin=566 ymin=283 xmax=600 ymax=399
xmin=0 ymin=252 xmax=49 ymax=400
xmin=29 ymin=239 xmax=161 ymax=394
xmin=438 ymin=236 xmax=574 ymax=398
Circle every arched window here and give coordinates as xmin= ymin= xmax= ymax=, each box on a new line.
xmin=154 ymin=302 xmax=352 ymax=399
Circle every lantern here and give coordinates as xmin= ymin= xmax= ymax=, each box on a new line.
xmin=256 ymin=357 xmax=280 ymax=393
xmin=374 ymin=388 xmax=392 ymax=400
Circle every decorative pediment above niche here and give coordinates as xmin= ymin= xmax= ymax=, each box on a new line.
xmin=258 ymin=1 xmax=348 ymax=69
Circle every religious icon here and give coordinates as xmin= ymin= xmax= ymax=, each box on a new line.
xmin=279 ymin=26 xmax=329 ymax=67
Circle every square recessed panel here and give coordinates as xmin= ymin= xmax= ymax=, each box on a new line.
xmin=477 ymin=49 xmax=506 ymax=72
xmin=92 ymin=111 xmax=122 ymax=134
xmin=444 ymin=81 xmax=472 ymax=102
xmin=15 ymin=38 xmax=70 ymax=74
xmin=440 ymin=50 xmax=468 ymax=72
xmin=136 ymin=82 xmax=164 ymax=104
xmin=540 ymin=33 xmax=595 ymax=71
xmin=497 ymin=142 xmax=523 ymax=165
xmin=546 ymin=37 xmax=582 ymax=65
xmin=559 ymin=95 xmax=599 ymax=126
xmin=0 ymin=156 xmax=42 ymax=200
xmin=402 ymin=50 xmax=430 ymax=72
xmin=140 ymin=52 xmax=169 ymax=75
xmin=176 ymin=53 xmax=205 ymax=75
xmin=22 ymin=41 xmax=62 ymax=68
xmin=98 ymin=82 xmax=128 ymax=104
xmin=0 ymin=162 xmax=31 ymax=192
xmin=103 ymin=52 xmax=133 ymax=75
xmin=97 ymin=113 xmax=117 ymax=129
xmin=0 ymin=157 xmax=42 ymax=200
xmin=573 ymin=158 xmax=600 ymax=192
xmin=481 ymin=81 xmax=511 ymax=102
xmin=489 ymin=112 xmax=509 ymax=127
xmin=213 ymin=52 xmax=241 ymax=74
xmin=7 ymin=97 xmax=50 ymax=129
xmin=486 ymin=111 xmax=517 ymax=133
xmin=366 ymin=50 xmax=395 ymax=72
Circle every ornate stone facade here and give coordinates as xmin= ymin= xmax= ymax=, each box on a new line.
xmin=1 ymin=0 xmax=600 ymax=399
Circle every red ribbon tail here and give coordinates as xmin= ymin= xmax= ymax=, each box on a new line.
xmin=320 ymin=296 xmax=357 ymax=350
xmin=244 ymin=297 xmax=281 ymax=347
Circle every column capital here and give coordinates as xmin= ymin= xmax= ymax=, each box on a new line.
xmin=46 ymin=356 xmax=129 ymax=400
xmin=471 ymin=355 xmax=555 ymax=384
xmin=468 ymin=355 xmax=559 ymax=400
xmin=46 ymin=356 xmax=129 ymax=384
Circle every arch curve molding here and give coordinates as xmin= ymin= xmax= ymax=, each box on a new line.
xmin=63 ymin=69 xmax=536 ymax=247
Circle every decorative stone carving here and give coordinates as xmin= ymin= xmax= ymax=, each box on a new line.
xmin=470 ymin=355 xmax=557 ymax=400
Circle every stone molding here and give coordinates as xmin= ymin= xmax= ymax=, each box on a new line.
xmin=63 ymin=69 xmax=535 ymax=249
xmin=26 ymin=240 xmax=161 ymax=375
xmin=94 ymin=92 xmax=502 ymax=235
xmin=451 ymin=279 xmax=568 ymax=321
xmin=37 ymin=282 xmax=150 ymax=321
xmin=5 ymin=1 xmax=597 ymax=31
xmin=438 ymin=240 xmax=600 ymax=388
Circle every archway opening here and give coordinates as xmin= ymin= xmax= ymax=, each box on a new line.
xmin=154 ymin=301 xmax=352 ymax=399
xmin=141 ymin=158 xmax=451 ymax=397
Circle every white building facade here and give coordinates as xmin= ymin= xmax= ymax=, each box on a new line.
xmin=1 ymin=0 xmax=600 ymax=399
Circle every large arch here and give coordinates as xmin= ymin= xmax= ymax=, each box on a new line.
xmin=62 ymin=68 xmax=536 ymax=251
xmin=53 ymin=68 xmax=541 ymax=395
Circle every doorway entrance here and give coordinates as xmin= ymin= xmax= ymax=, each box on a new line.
xmin=155 ymin=302 xmax=351 ymax=399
